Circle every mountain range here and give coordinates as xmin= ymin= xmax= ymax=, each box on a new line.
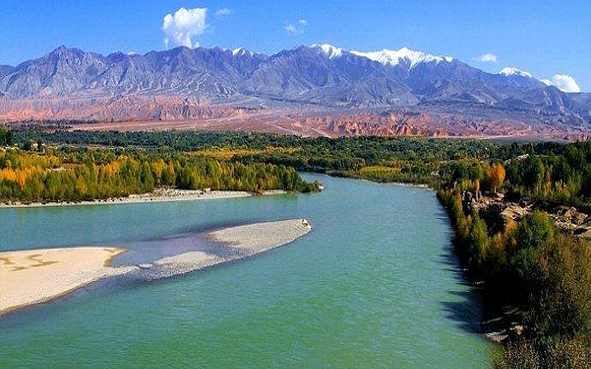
xmin=0 ymin=44 xmax=590 ymax=138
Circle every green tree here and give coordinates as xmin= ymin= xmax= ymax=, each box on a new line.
xmin=527 ymin=236 xmax=591 ymax=340
xmin=469 ymin=215 xmax=489 ymax=267
xmin=517 ymin=211 xmax=557 ymax=250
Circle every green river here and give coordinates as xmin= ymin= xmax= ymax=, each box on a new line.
xmin=0 ymin=174 xmax=495 ymax=368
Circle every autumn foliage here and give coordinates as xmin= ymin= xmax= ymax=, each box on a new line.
xmin=486 ymin=163 xmax=506 ymax=193
xmin=0 ymin=149 xmax=319 ymax=203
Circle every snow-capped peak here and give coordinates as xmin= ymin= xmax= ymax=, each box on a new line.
xmin=499 ymin=67 xmax=532 ymax=78
xmin=350 ymin=47 xmax=453 ymax=68
xmin=311 ymin=44 xmax=344 ymax=59
xmin=232 ymin=47 xmax=252 ymax=56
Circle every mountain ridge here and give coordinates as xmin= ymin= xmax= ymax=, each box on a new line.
xmin=0 ymin=44 xmax=589 ymax=137
xmin=0 ymin=44 xmax=570 ymax=99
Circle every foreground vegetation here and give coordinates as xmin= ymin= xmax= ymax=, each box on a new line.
xmin=439 ymin=195 xmax=591 ymax=367
xmin=3 ymin=127 xmax=591 ymax=367
xmin=436 ymin=146 xmax=591 ymax=367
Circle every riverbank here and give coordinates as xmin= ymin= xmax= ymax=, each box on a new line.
xmin=0 ymin=219 xmax=311 ymax=315
xmin=0 ymin=188 xmax=287 ymax=209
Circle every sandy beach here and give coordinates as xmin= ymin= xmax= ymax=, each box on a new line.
xmin=0 ymin=188 xmax=287 ymax=209
xmin=0 ymin=219 xmax=311 ymax=315
xmin=0 ymin=247 xmax=136 ymax=315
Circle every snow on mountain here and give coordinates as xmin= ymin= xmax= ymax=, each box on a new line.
xmin=232 ymin=47 xmax=253 ymax=56
xmin=311 ymin=44 xmax=344 ymax=59
xmin=309 ymin=44 xmax=453 ymax=68
xmin=499 ymin=67 xmax=533 ymax=78
xmin=351 ymin=47 xmax=453 ymax=68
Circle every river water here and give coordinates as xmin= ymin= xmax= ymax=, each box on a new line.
xmin=0 ymin=174 xmax=494 ymax=368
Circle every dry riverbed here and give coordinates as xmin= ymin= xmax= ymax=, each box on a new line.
xmin=0 ymin=219 xmax=311 ymax=315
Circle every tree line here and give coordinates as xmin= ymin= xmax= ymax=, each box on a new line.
xmin=0 ymin=149 xmax=319 ymax=203
xmin=11 ymin=129 xmax=589 ymax=192
xmin=440 ymin=141 xmax=591 ymax=210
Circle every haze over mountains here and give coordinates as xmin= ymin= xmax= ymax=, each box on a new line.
xmin=0 ymin=44 xmax=590 ymax=138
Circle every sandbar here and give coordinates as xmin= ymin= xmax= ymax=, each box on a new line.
xmin=0 ymin=247 xmax=136 ymax=315
xmin=209 ymin=218 xmax=312 ymax=254
xmin=0 ymin=219 xmax=311 ymax=315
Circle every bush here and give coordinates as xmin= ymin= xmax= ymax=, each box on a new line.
xmin=494 ymin=341 xmax=541 ymax=369
xmin=517 ymin=211 xmax=557 ymax=251
xmin=495 ymin=339 xmax=591 ymax=369
xmin=526 ymin=236 xmax=591 ymax=341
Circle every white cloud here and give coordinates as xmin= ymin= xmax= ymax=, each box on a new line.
xmin=285 ymin=19 xmax=307 ymax=34
xmin=541 ymin=74 xmax=581 ymax=93
xmin=476 ymin=53 xmax=497 ymax=63
xmin=215 ymin=8 xmax=232 ymax=18
xmin=284 ymin=24 xmax=298 ymax=33
xmin=162 ymin=7 xmax=208 ymax=48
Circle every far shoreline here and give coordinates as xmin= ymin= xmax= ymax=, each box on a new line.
xmin=0 ymin=188 xmax=288 ymax=209
xmin=344 ymin=176 xmax=433 ymax=191
xmin=390 ymin=181 xmax=432 ymax=190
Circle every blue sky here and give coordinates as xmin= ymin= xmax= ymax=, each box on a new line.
xmin=1 ymin=0 xmax=589 ymax=91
